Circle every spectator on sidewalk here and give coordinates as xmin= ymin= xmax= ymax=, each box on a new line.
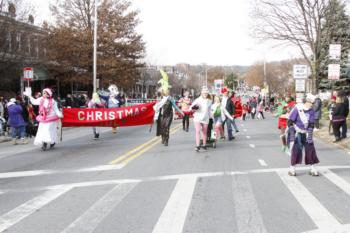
xmin=337 ymin=90 xmax=349 ymax=139
xmin=332 ymin=95 xmax=348 ymax=142
xmin=328 ymin=95 xmax=336 ymax=135
xmin=7 ymin=98 xmax=28 ymax=145
xmin=313 ymin=95 xmax=322 ymax=130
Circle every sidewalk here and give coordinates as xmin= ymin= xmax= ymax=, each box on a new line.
xmin=314 ymin=120 xmax=350 ymax=152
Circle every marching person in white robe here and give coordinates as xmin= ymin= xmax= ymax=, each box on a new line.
xmin=25 ymin=88 xmax=63 ymax=151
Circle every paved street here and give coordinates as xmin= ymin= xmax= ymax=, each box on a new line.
xmin=0 ymin=114 xmax=350 ymax=233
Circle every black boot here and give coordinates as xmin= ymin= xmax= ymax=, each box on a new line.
xmin=50 ymin=143 xmax=55 ymax=149
xmin=42 ymin=142 xmax=47 ymax=151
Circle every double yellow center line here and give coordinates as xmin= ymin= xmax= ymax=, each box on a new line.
xmin=109 ymin=124 xmax=182 ymax=166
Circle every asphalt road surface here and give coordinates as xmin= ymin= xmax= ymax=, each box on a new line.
xmin=0 ymin=114 xmax=350 ymax=233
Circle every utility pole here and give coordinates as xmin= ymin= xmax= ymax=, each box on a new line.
xmin=93 ymin=0 xmax=98 ymax=93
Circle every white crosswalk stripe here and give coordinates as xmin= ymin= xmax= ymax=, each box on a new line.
xmin=152 ymin=177 xmax=196 ymax=233
xmin=321 ymin=169 xmax=350 ymax=196
xmin=0 ymin=169 xmax=350 ymax=232
xmin=62 ymin=183 xmax=137 ymax=233
xmin=277 ymin=171 xmax=341 ymax=229
xmin=232 ymin=175 xmax=267 ymax=233
xmin=0 ymin=187 xmax=72 ymax=232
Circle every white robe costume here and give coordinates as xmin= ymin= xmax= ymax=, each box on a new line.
xmin=29 ymin=97 xmax=63 ymax=146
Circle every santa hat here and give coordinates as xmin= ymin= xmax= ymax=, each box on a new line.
xmin=331 ymin=95 xmax=336 ymax=101
xmin=43 ymin=88 xmax=52 ymax=97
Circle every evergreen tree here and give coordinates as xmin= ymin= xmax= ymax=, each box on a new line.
xmin=319 ymin=0 xmax=350 ymax=92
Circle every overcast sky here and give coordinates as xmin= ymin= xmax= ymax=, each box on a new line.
xmin=32 ymin=0 xmax=299 ymax=66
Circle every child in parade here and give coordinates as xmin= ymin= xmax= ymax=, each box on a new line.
xmin=287 ymin=94 xmax=320 ymax=176
xmin=25 ymin=88 xmax=63 ymax=151
xmin=242 ymin=104 xmax=249 ymax=121
xmin=211 ymin=95 xmax=230 ymax=141
xmin=178 ymin=91 xmax=192 ymax=132
xmin=191 ymin=86 xmax=212 ymax=151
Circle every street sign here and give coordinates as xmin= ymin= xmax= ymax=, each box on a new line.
xmin=329 ymin=44 xmax=341 ymax=60
xmin=293 ymin=65 xmax=308 ymax=79
xmin=328 ymin=64 xmax=340 ymax=80
xmin=23 ymin=67 xmax=33 ymax=81
xmin=295 ymin=79 xmax=306 ymax=92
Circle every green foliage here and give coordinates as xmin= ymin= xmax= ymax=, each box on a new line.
xmin=224 ymin=73 xmax=238 ymax=90
xmin=319 ymin=0 xmax=350 ymax=92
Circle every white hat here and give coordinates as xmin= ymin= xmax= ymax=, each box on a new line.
xmin=306 ymin=93 xmax=316 ymax=103
xmin=43 ymin=88 xmax=52 ymax=97
xmin=7 ymin=98 xmax=16 ymax=107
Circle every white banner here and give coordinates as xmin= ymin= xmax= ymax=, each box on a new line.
xmin=328 ymin=64 xmax=340 ymax=80
xmin=293 ymin=65 xmax=308 ymax=79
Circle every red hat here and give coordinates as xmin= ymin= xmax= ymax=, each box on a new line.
xmin=331 ymin=95 xmax=336 ymax=101
xmin=221 ymin=87 xmax=228 ymax=94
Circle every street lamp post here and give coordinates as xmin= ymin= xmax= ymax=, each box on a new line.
xmin=93 ymin=0 xmax=98 ymax=93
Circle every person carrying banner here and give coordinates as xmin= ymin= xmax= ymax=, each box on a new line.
xmin=287 ymin=94 xmax=320 ymax=176
xmin=88 ymin=93 xmax=105 ymax=139
xmin=25 ymin=88 xmax=63 ymax=151
xmin=154 ymin=70 xmax=184 ymax=146
xmin=99 ymin=84 xmax=124 ymax=134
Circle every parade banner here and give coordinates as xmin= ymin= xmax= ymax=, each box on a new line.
xmin=62 ymin=102 xmax=156 ymax=127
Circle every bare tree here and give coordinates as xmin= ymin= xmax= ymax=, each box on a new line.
xmin=252 ymin=0 xmax=328 ymax=93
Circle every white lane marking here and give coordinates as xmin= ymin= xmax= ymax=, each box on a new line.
xmin=246 ymin=136 xmax=251 ymax=139
xmin=0 ymin=187 xmax=72 ymax=232
xmin=258 ymin=159 xmax=268 ymax=167
xmin=0 ymin=165 xmax=124 ymax=179
xmin=2 ymin=165 xmax=350 ymax=193
xmin=62 ymin=183 xmax=137 ymax=233
xmin=277 ymin=171 xmax=340 ymax=229
xmin=302 ymin=224 xmax=350 ymax=233
xmin=322 ymin=169 xmax=350 ymax=196
xmin=232 ymin=175 xmax=267 ymax=233
xmin=152 ymin=177 xmax=196 ymax=233
xmin=243 ymin=129 xmax=248 ymax=132
xmin=249 ymin=144 xmax=256 ymax=148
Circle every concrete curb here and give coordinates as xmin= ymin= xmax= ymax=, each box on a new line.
xmin=0 ymin=136 xmax=12 ymax=143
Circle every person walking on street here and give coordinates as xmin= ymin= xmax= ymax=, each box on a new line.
xmin=332 ymin=95 xmax=348 ymax=142
xmin=25 ymin=88 xmax=63 ymax=151
xmin=222 ymin=88 xmax=238 ymax=140
xmin=154 ymin=71 xmax=184 ymax=146
xmin=313 ymin=95 xmax=322 ymax=131
xmin=88 ymin=93 xmax=105 ymax=140
xmin=257 ymin=101 xmax=265 ymax=119
xmin=288 ymin=94 xmax=320 ymax=176
xmin=179 ymin=91 xmax=192 ymax=132
xmin=191 ymin=86 xmax=212 ymax=151
xmin=250 ymin=97 xmax=257 ymax=119
xmin=7 ymin=98 xmax=28 ymax=145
